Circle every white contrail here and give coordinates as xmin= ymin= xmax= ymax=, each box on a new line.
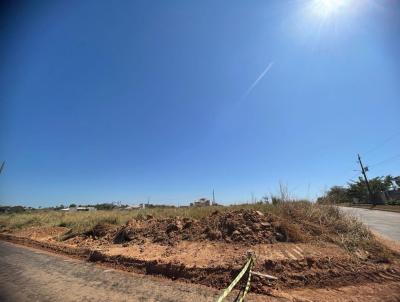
xmin=242 ymin=61 xmax=274 ymax=99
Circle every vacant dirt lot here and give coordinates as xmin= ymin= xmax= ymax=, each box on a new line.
xmin=1 ymin=204 xmax=399 ymax=301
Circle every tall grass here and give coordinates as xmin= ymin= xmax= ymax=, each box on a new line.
xmin=0 ymin=211 xmax=124 ymax=234
xmin=0 ymin=206 xmax=233 ymax=234
xmin=0 ymin=202 xmax=390 ymax=259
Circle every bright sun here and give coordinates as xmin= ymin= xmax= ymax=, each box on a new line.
xmin=311 ymin=0 xmax=348 ymax=18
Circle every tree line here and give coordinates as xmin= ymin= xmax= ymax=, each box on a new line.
xmin=318 ymin=175 xmax=400 ymax=204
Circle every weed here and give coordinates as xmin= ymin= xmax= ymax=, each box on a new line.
xmin=0 ymin=201 xmax=392 ymax=260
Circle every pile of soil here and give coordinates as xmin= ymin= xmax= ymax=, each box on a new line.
xmin=112 ymin=209 xmax=287 ymax=245
xmin=85 ymin=223 xmax=117 ymax=238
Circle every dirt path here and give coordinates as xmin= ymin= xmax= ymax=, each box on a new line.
xmin=339 ymin=207 xmax=400 ymax=241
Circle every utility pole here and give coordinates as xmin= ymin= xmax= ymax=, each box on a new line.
xmin=357 ymin=154 xmax=373 ymax=204
xmin=211 ymin=189 xmax=215 ymax=205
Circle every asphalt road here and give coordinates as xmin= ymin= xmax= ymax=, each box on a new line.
xmin=0 ymin=241 xmax=222 ymax=302
xmin=339 ymin=207 xmax=400 ymax=241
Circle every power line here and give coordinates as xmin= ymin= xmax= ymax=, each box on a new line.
xmin=368 ymin=154 xmax=400 ymax=168
xmin=348 ymin=171 xmax=361 ymax=182
xmin=364 ymin=130 xmax=400 ymax=156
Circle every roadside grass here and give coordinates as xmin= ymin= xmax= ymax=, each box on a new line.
xmin=0 ymin=204 xmax=277 ymax=232
xmin=274 ymin=202 xmax=383 ymax=255
xmin=0 ymin=201 xmax=391 ymax=260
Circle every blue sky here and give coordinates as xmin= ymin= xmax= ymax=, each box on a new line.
xmin=1 ymin=0 xmax=399 ymax=207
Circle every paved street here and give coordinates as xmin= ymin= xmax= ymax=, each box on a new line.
xmin=0 ymin=241 xmax=279 ymax=302
xmin=0 ymin=241 xmax=220 ymax=302
xmin=339 ymin=207 xmax=400 ymax=241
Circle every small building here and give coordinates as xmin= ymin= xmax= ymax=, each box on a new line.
xmin=60 ymin=206 xmax=97 ymax=212
xmin=60 ymin=207 xmax=77 ymax=212
xmin=378 ymin=189 xmax=400 ymax=203
xmin=190 ymin=198 xmax=211 ymax=207
xmin=125 ymin=204 xmax=142 ymax=210
xmin=76 ymin=206 xmax=97 ymax=211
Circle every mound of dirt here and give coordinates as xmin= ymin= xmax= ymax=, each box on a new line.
xmin=85 ymin=223 xmax=117 ymax=238
xmin=113 ymin=209 xmax=287 ymax=245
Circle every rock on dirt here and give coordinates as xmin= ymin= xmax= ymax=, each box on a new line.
xmin=109 ymin=210 xmax=287 ymax=246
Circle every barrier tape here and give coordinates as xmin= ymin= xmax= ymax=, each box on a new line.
xmin=216 ymin=255 xmax=254 ymax=302
xmin=237 ymin=260 xmax=253 ymax=302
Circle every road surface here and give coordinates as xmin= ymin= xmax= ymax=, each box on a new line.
xmin=0 ymin=241 xmax=222 ymax=302
xmin=339 ymin=207 xmax=400 ymax=241
xmin=0 ymin=241 xmax=280 ymax=302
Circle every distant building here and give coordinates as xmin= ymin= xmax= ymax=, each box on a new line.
xmin=60 ymin=207 xmax=77 ymax=212
xmin=379 ymin=189 xmax=400 ymax=203
xmin=362 ymin=189 xmax=400 ymax=205
xmin=77 ymin=206 xmax=96 ymax=211
xmin=190 ymin=198 xmax=211 ymax=207
xmin=60 ymin=206 xmax=96 ymax=212
xmin=125 ymin=204 xmax=142 ymax=210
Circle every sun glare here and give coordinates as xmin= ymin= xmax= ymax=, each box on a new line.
xmin=311 ymin=0 xmax=348 ymax=18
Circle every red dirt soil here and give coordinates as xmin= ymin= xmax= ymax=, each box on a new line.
xmin=1 ymin=209 xmax=400 ymax=300
xmin=98 ymin=210 xmax=288 ymax=246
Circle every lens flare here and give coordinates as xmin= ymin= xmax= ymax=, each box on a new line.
xmin=311 ymin=0 xmax=348 ymax=18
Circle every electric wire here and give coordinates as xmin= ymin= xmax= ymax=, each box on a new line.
xmin=368 ymin=154 xmax=400 ymax=168
xmin=363 ymin=130 xmax=400 ymax=156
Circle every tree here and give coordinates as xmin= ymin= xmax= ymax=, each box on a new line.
xmin=94 ymin=203 xmax=116 ymax=210
xmin=394 ymin=176 xmax=400 ymax=188
xmin=347 ymin=176 xmax=393 ymax=201
xmin=261 ymin=195 xmax=270 ymax=204
xmin=324 ymin=186 xmax=350 ymax=204
xmin=383 ymin=175 xmax=399 ymax=190
xmin=321 ymin=174 xmax=400 ymax=204
xmin=69 ymin=203 xmax=77 ymax=208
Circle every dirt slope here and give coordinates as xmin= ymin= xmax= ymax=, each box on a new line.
xmin=1 ymin=209 xmax=400 ymax=300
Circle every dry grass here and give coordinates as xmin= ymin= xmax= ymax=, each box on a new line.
xmin=0 ymin=201 xmax=391 ymax=260
xmin=0 ymin=204 xmax=275 ymax=234
xmin=272 ymin=202 xmax=392 ymax=261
